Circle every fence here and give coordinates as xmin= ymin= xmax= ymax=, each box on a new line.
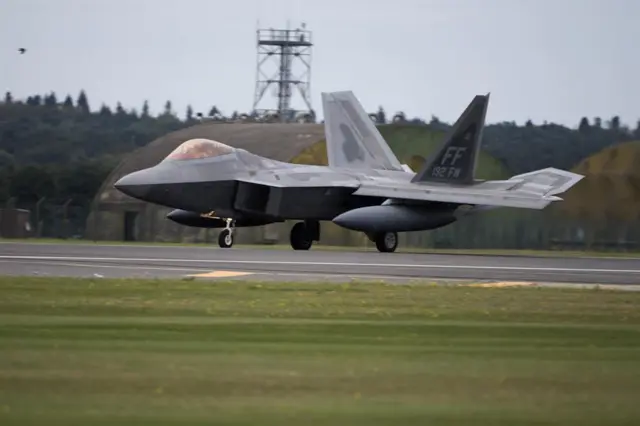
xmin=86 ymin=202 xmax=640 ymax=252
xmin=406 ymin=208 xmax=640 ymax=252
xmin=7 ymin=198 xmax=639 ymax=253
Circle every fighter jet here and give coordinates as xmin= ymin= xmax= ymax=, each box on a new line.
xmin=114 ymin=91 xmax=584 ymax=252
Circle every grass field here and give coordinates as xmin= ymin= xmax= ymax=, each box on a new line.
xmin=3 ymin=237 xmax=640 ymax=258
xmin=1 ymin=277 xmax=640 ymax=425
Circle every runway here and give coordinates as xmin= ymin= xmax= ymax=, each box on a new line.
xmin=1 ymin=241 xmax=640 ymax=285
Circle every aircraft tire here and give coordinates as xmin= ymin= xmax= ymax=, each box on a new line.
xmin=290 ymin=222 xmax=312 ymax=250
xmin=218 ymin=229 xmax=234 ymax=248
xmin=374 ymin=231 xmax=398 ymax=253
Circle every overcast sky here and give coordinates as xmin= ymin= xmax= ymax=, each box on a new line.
xmin=1 ymin=0 xmax=638 ymax=127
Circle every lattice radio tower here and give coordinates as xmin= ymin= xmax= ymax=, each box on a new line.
xmin=252 ymin=22 xmax=314 ymax=123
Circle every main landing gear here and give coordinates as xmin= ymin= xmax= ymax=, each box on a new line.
xmin=218 ymin=218 xmax=235 ymax=248
xmin=368 ymin=231 xmax=398 ymax=253
xmin=290 ymin=220 xmax=320 ymax=250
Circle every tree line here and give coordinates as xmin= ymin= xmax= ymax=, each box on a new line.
xmin=0 ymin=90 xmax=636 ymax=234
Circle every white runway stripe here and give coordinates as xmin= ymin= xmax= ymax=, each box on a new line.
xmin=1 ymin=255 xmax=639 ymax=274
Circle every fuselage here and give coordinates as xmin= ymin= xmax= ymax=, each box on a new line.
xmin=114 ymin=147 xmax=405 ymax=222
xmin=113 ymin=139 xmax=469 ymax=234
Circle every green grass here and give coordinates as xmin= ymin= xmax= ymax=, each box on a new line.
xmin=3 ymin=237 xmax=640 ymax=258
xmin=1 ymin=277 xmax=640 ymax=425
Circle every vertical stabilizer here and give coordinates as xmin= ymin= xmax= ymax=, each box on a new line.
xmin=321 ymin=91 xmax=404 ymax=171
xmin=412 ymin=94 xmax=489 ymax=184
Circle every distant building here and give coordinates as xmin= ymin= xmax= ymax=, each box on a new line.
xmin=0 ymin=208 xmax=33 ymax=238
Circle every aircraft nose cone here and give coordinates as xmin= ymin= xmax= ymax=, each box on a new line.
xmin=114 ymin=170 xmax=152 ymax=200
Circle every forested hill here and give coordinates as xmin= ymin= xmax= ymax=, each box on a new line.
xmin=0 ymin=91 xmax=189 ymax=167
xmin=388 ymin=112 xmax=640 ymax=173
xmin=482 ymin=119 xmax=639 ymax=174
xmin=1 ymin=90 xmax=637 ymax=208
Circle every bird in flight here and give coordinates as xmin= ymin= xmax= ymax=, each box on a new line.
xmin=18 ymin=48 xmax=26 ymax=54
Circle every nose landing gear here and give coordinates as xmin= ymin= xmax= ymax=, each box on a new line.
xmin=218 ymin=218 xmax=235 ymax=248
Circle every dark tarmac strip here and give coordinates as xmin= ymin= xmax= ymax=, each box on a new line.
xmin=1 ymin=242 xmax=640 ymax=285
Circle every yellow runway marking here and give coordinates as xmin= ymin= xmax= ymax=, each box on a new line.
xmin=188 ymin=270 xmax=255 ymax=278
xmin=467 ymin=281 xmax=536 ymax=288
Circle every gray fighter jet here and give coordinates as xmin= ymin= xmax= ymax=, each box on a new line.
xmin=114 ymin=91 xmax=584 ymax=252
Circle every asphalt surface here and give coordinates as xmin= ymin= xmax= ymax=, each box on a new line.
xmin=1 ymin=241 xmax=640 ymax=285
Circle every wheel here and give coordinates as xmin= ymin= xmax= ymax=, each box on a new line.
xmin=218 ymin=229 xmax=233 ymax=248
xmin=290 ymin=222 xmax=312 ymax=250
xmin=374 ymin=231 xmax=398 ymax=253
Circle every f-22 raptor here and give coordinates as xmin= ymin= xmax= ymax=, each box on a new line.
xmin=114 ymin=91 xmax=584 ymax=252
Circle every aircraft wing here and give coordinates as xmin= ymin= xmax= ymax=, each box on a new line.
xmin=235 ymin=164 xmax=583 ymax=210
xmin=351 ymin=181 xmax=555 ymax=209
xmin=351 ymin=167 xmax=584 ymax=210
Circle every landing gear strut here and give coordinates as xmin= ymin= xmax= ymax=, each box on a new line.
xmin=290 ymin=220 xmax=320 ymax=250
xmin=372 ymin=231 xmax=398 ymax=253
xmin=218 ymin=218 xmax=235 ymax=248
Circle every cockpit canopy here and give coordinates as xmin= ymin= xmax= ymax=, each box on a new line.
xmin=163 ymin=138 xmax=235 ymax=162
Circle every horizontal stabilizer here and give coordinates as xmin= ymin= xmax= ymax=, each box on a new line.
xmin=506 ymin=167 xmax=584 ymax=197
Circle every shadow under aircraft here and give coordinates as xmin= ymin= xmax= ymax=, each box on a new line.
xmin=115 ymin=91 xmax=583 ymax=252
